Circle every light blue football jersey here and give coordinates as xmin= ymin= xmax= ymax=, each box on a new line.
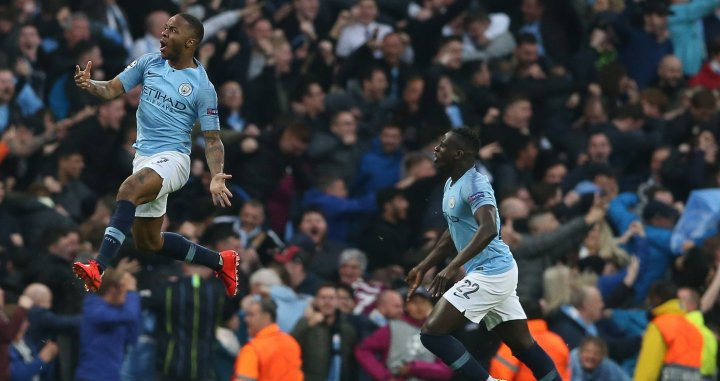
xmin=442 ymin=163 xmax=515 ymax=275
xmin=117 ymin=53 xmax=219 ymax=156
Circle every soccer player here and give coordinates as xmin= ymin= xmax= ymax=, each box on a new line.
xmin=72 ymin=13 xmax=239 ymax=296
xmin=406 ymin=128 xmax=561 ymax=381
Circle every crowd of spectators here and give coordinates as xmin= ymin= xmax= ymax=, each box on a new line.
xmin=2 ymin=0 xmax=720 ymax=380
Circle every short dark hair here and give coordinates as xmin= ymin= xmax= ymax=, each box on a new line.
xmin=404 ymin=151 xmax=432 ymax=172
xmin=516 ymin=33 xmax=538 ymax=46
xmin=177 ymin=13 xmax=204 ymax=42
xmin=57 ymin=144 xmax=83 ymax=159
xmin=691 ymin=89 xmax=716 ymax=109
xmin=464 ymin=9 xmax=490 ymax=28
xmin=284 ymin=122 xmax=312 ymax=144
xmin=316 ymin=282 xmax=338 ymax=295
xmin=336 ymin=283 xmax=355 ymax=298
xmin=361 ymin=66 xmax=385 ymax=84
xmin=376 ymin=187 xmax=404 ymax=210
xmin=40 ymin=226 xmax=75 ymax=250
xmin=648 ymin=281 xmax=677 ymax=307
xmin=580 ymin=336 xmax=608 ymax=356
xmin=452 ymin=127 xmax=481 ymax=157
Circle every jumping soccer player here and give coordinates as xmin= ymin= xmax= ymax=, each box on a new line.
xmin=72 ymin=13 xmax=239 ymax=296
xmin=406 ymin=128 xmax=561 ymax=381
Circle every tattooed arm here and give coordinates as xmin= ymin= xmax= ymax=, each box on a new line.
xmin=204 ymin=130 xmax=233 ymax=207
xmin=75 ymin=61 xmax=124 ymax=100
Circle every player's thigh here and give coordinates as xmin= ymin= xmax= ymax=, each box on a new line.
xmin=132 ymin=216 xmax=165 ymax=251
xmin=119 ymin=167 xmax=163 ymax=204
xmin=422 ymin=297 xmax=470 ymax=335
xmin=125 ymin=152 xmax=190 ymax=205
xmin=493 ymin=319 xmax=534 ymax=352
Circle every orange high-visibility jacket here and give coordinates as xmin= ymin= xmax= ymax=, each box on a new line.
xmin=233 ymin=323 xmax=303 ymax=381
xmin=489 ymin=319 xmax=571 ymax=381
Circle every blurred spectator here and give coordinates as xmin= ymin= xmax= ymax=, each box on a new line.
xmin=213 ymin=200 xmax=284 ymax=266
xmin=366 ymin=290 xmax=404 ymax=328
xmin=461 ymin=10 xmax=515 ymax=63
xmin=355 ymin=287 xmax=452 ymax=381
xmin=8 ymin=312 xmax=59 ymax=381
xmin=130 ymin=11 xmax=170 ymax=60
xmin=613 ymin=1 xmax=674 ymax=88
xmin=677 ymin=287 xmax=718 ymax=379
xmin=217 ymin=80 xmax=251 ymax=133
xmin=233 ymin=297 xmax=302 ymax=381
xmin=635 ymin=282 xmax=703 ymax=381
xmin=307 ymin=111 xmax=368 ymax=187
xmin=1 ymin=289 xmax=34 ymax=381
xmin=274 ymin=244 xmax=323 ymax=297
xmin=335 ymin=0 xmax=392 ymax=58
xmin=354 ymin=124 xmax=405 ymax=195
xmin=690 ymin=36 xmax=720 ymax=89
xmin=301 ymin=176 xmax=376 ymax=243
xmin=48 ymin=144 xmax=95 ymax=223
xmin=23 ymin=227 xmax=84 ymax=315
xmin=247 ymin=268 xmax=310 ymax=333
xmin=360 ymin=187 xmax=411 ymax=271
xmin=22 ymin=283 xmax=80 ymax=356
xmin=514 ymin=201 xmax=607 ymax=302
xmin=146 ymin=265 xmax=225 ymax=381
xmin=291 ymin=284 xmax=357 ymax=381
xmin=337 ymin=249 xmax=382 ymax=315
xmin=668 ymin=0 xmax=717 ymax=75
xmin=74 ymin=269 xmax=140 ymax=381
xmin=65 ymin=98 xmax=129 ymax=196
xmin=295 ymin=209 xmax=347 ymax=280
xmin=490 ymin=300 xmax=570 ymax=380
xmin=569 ymin=337 xmax=630 ymax=381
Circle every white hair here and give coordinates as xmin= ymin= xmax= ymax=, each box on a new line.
xmin=249 ymin=268 xmax=281 ymax=287
xmin=339 ymin=248 xmax=368 ymax=272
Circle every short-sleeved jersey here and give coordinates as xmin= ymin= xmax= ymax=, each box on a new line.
xmin=117 ymin=53 xmax=219 ymax=156
xmin=442 ymin=163 xmax=515 ymax=275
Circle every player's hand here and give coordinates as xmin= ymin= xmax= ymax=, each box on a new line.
xmin=405 ymin=264 xmax=428 ymax=301
xmin=209 ymin=173 xmax=233 ymax=207
xmin=75 ymin=61 xmax=93 ymax=90
xmin=428 ymin=265 xmax=462 ymax=298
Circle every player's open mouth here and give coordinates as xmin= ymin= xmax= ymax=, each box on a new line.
xmin=160 ymin=40 xmax=167 ymax=52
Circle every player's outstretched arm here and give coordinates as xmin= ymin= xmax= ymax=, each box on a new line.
xmin=406 ymin=229 xmax=456 ymax=300
xmin=429 ymin=205 xmax=497 ymax=297
xmin=74 ymin=61 xmax=124 ymax=100
xmin=204 ymin=130 xmax=233 ymax=208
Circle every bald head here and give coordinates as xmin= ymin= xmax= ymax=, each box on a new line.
xmin=24 ymin=283 xmax=52 ymax=309
xmin=658 ymin=55 xmax=683 ymax=86
xmin=376 ymin=290 xmax=404 ymax=320
xmin=500 ymin=197 xmax=530 ymax=220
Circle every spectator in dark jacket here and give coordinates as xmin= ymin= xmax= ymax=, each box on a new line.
xmin=74 ymin=269 xmax=140 ymax=381
xmin=291 ymin=284 xmax=357 ymax=381
xmin=294 ymin=210 xmax=348 ymax=280
xmin=360 ymin=187 xmax=412 ymax=271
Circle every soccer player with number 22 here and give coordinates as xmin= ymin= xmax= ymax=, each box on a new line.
xmin=72 ymin=13 xmax=239 ymax=296
xmin=406 ymin=128 xmax=562 ymax=381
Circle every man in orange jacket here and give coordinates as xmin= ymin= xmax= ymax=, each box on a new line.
xmin=634 ymin=282 xmax=703 ymax=381
xmin=490 ymin=300 xmax=571 ymax=380
xmin=234 ymin=297 xmax=303 ymax=381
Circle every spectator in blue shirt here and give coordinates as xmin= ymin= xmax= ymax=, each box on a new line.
xmin=74 ymin=269 xmax=140 ymax=381
xmin=354 ymin=123 xmax=405 ymax=195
